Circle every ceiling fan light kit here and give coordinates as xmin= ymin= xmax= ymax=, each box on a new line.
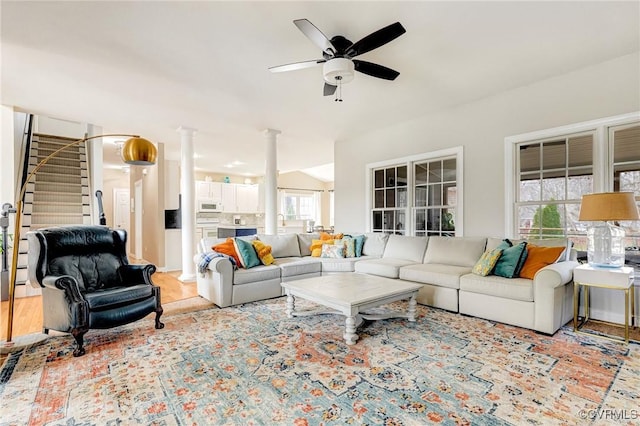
xmin=323 ymin=58 xmax=354 ymax=84
xmin=270 ymin=19 xmax=406 ymax=99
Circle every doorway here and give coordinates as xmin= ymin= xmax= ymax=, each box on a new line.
xmin=134 ymin=180 xmax=143 ymax=259
xmin=113 ymin=187 xmax=130 ymax=253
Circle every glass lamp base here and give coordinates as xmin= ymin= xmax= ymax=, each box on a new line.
xmin=586 ymin=222 xmax=625 ymax=268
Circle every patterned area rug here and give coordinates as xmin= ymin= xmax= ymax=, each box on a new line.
xmin=1 ymin=297 xmax=638 ymax=425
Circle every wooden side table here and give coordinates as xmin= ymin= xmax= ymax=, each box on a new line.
xmin=573 ymin=264 xmax=635 ymax=344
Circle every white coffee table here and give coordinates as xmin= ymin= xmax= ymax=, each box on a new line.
xmin=281 ymin=273 xmax=422 ymax=345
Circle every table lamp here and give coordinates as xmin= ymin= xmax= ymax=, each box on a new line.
xmin=578 ymin=192 xmax=639 ymax=268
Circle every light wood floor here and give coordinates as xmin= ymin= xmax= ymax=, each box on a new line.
xmin=1 ymin=271 xmax=197 ymax=341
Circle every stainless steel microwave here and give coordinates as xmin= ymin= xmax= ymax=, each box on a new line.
xmin=197 ymin=199 xmax=223 ymax=213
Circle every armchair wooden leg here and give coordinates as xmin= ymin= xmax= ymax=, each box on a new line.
xmin=155 ymin=306 xmax=164 ymax=329
xmin=71 ymin=327 xmax=88 ymax=357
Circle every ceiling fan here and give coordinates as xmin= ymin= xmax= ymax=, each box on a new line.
xmin=269 ymin=19 xmax=406 ymax=100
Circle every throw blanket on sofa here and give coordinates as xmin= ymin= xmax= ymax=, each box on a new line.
xmin=197 ymin=252 xmax=237 ymax=276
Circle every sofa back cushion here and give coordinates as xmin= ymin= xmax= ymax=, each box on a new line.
xmin=257 ymin=234 xmax=301 ymax=258
xmin=382 ymin=235 xmax=429 ymax=263
xmin=362 ymin=232 xmax=389 ymax=257
xmin=486 ymin=237 xmax=571 ymax=261
xmin=297 ymin=233 xmax=320 ymax=256
xmin=423 ymin=236 xmax=487 ymax=267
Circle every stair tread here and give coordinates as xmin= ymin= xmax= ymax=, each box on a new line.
xmin=31 ymin=201 xmax=90 ymax=205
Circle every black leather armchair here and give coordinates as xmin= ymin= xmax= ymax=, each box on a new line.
xmin=27 ymin=225 xmax=164 ymax=356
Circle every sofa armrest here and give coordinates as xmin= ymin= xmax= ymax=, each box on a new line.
xmin=533 ymin=260 xmax=579 ymax=334
xmin=195 ymin=256 xmax=234 ymax=307
xmin=533 ymin=260 xmax=579 ymax=289
xmin=42 ymin=275 xmax=85 ymax=303
xmin=119 ymin=264 xmax=157 ymax=285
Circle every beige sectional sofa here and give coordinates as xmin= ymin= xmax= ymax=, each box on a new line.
xmin=195 ymin=232 xmax=578 ymax=334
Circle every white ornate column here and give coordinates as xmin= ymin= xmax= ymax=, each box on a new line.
xmin=264 ymin=129 xmax=281 ymax=235
xmin=178 ymin=126 xmax=197 ymax=282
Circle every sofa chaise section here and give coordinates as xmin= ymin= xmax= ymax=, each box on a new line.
xmin=458 ymin=238 xmax=578 ymax=334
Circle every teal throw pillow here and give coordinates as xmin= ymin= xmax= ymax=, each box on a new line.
xmin=493 ymin=241 xmax=528 ymax=278
xmin=472 ymin=249 xmax=503 ymax=276
xmin=353 ymin=235 xmax=365 ymax=257
xmin=336 ymin=238 xmax=356 ymax=258
xmin=232 ymin=238 xmax=261 ymax=269
xmin=496 ymin=239 xmax=512 ymax=251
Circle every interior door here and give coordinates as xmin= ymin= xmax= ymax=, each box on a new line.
xmin=114 ymin=188 xmax=131 ymax=252
xmin=134 ymin=180 xmax=143 ymax=259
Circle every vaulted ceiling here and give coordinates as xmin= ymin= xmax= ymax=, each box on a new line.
xmin=2 ymin=1 xmax=638 ymax=180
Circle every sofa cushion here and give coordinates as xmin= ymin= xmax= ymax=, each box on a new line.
xmin=519 ymin=245 xmax=566 ymax=279
xmin=353 ymin=234 xmax=366 ymax=257
xmin=355 ymin=258 xmax=417 ymax=279
xmin=200 ymin=237 xmax=224 ymax=254
xmin=487 ymin=237 xmax=570 ymax=261
xmin=460 ymin=274 xmax=534 ymax=302
xmin=335 ymin=238 xmax=356 ymax=258
xmin=472 ymin=249 xmax=503 ymax=276
xmin=233 ymin=238 xmax=261 ymax=269
xmin=382 ymin=235 xmax=429 ymax=263
xmin=493 ymin=241 xmax=528 ymax=278
xmin=318 ymin=257 xmax=362 ymax=273
xmin=213 ymin=238 xmax=242 ymax=266
xmin=233 ymin=264 xmax=281 ymax=285
xmin=399 ymin=263 xmax=472 ymax=290
xmin=423 ymin=237 xmax=487 ymax=267
xmin=362 ymin=233 xmax=389 ymax=257
xmin=321 ymin=244 xmax=344 ymax=258
xmin=274 ymin=257 xmax=322 ymax=277
xmin=257 ymin=234 xmax=301 ymax=258
xmin=311 ymin=239 xmax=333 ymax=257
xmin=525 ymin=238 xmax=571 ymax=261
xmin=84 ymin=284 xmax=153 ymax=310
xmin=252 ymin=240 xmax=274 ymax=265
xmin=297 ymin=233 xmax=320 ymax=257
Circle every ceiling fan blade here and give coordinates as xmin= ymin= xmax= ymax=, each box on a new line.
xmin=294 ymin=19 xmax=336 ymax=56
xmin=269 ymin=59 xmax=325 ymax=73
xmin=347 ymin=22 xmax=406 ymax=57
xmin=353 ymin=60 xmax=400 ymax=80
xmin=323 ymin=83 xmax=337 ymax=96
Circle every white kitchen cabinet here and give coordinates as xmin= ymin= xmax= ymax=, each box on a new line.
xmin=196 ymin=181 xmax=222 ymax=200
xmin=236 ymin=184 xmax=260 ymax=213
xmin=164 ymin=229 xmax=183 ymax=271
xmin=221 ymin=183 xmax=237 ymax=212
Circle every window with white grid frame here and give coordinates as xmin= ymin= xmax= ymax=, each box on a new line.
xmin=508 ymin=114 xmax=639 ymax=255
xmin=610 ymin=124 xmax=640 ymax=251
xmin=368 ymin=148 xmax=461 ymax=236
xmin=281 ymin=191 xmax=319 ymax=223
xmin=371 ymin=165 xmax=408 ymax=235
xmin=414 ymin=158 xmax=457 ymax=237
xmin=516 ymin=133 xmax=594 ymax=244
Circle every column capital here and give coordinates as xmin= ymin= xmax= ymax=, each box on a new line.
xmin=264 ymin=128 xmax=281 ymax=138
xmin=177 ymin=126 xmax=197 ymax=136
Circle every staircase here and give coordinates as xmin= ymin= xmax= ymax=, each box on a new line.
xmin=15 ymin=133 xmax=92 ymax=291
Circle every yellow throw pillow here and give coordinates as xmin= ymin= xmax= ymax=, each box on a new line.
xmin=252 ymin=240 xmax=274 ymax=265
xmin=472 ymin=249 xmax=503 ymax=276
xmin=311 ymin=238 xmax=334 ymax=257
xmin=320 ymin=232 xmax=344 ymax=241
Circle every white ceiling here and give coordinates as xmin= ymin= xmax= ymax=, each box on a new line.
xmin=2 ymin=1 xmax=638 ymax=181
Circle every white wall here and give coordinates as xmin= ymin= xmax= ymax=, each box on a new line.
xmin=335 ymin=52 xmax=640 ymax=236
